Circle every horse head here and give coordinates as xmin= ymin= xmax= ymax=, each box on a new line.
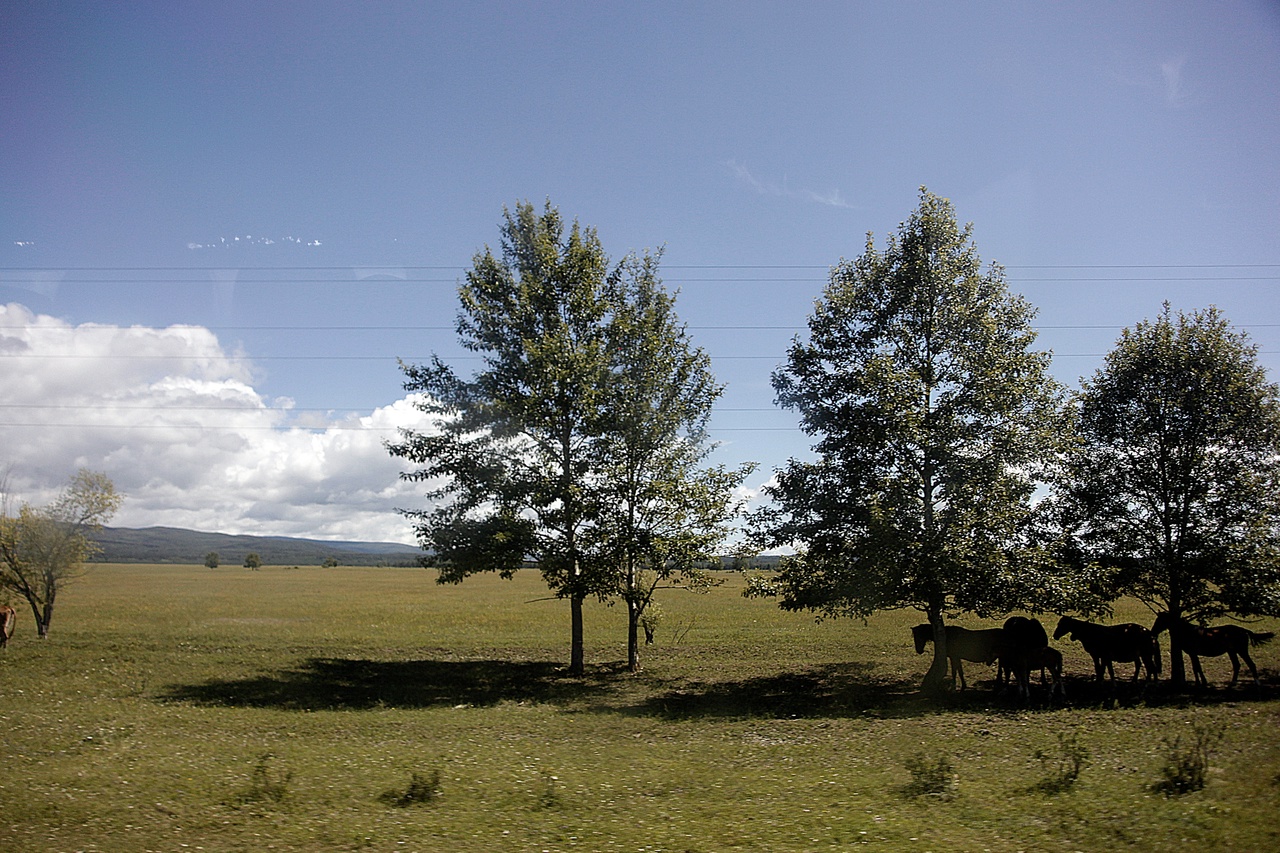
xmin=911 ymin=623 xmax=932 ymax=655
xmin=1052 ymin=615 xmax=1075 ymax=641
xmin=1151 ymin=611 xmax=1174 ymax=636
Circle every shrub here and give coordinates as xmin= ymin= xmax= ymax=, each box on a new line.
xmin=535 ymin=773 xmax=563 ymax=810
xmin=900 ymin=752 xmax=956 ymax=799
xmin=234 ymin=753 xmax=291 ymax=806
xmin=1032 ymin=732 xmax=1090 ymax=794
xmin=1154 ymin=721 xmax=1224 ymax=796
xmin=379 ymin=770 xmax=441 ymax=807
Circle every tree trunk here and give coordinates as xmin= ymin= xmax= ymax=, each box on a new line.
xmin=1167 ymin=598 xmax=1186 ymax=686
xmin=921 ymin=606 xmax=950 ymax=696
xmin=626 ymin=598 xmax=642 ymax=673
xmin=37 ymin=602 xmax=52 ymax=638
xmin=569 ymin=593 xmax=585 ymax=675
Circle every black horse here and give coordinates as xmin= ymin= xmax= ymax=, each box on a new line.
xmin=1053 ymin=615 xmax=1161 ymax=683
xmin=1151 ymin=612 xmax=1275 ymax=687
xmin=1001 ymin=616 xmax=1050 ymax=699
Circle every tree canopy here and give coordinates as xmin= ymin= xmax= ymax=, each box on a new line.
xmin=0 ymin=469 xmax=122 ymax=637
xmin=751 ymin=188 xmax=1072 ymax=691
xmin=1055 ymin=304 xmax=1280 ymax=682
xmin=389 ymin=200 xmax=746 ymax=674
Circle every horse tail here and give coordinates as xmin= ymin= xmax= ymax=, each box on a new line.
xmin=1248 ymin=630 xmax=1276 ymax=647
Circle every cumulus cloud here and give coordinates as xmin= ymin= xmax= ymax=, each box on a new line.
xmin=726 ymin=160 xmax=854 ymax=209
xmin=0 ymin=303 xmax=435 ymax=544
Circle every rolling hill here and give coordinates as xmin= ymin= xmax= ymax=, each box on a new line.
xmin=89 ymin=526 xmax=423 ymax=567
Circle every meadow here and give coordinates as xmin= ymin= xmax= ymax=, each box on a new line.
xmin=1 ymin=564 xmax=1278 ymax=852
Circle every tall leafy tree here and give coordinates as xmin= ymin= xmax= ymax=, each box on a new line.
xmin=751 ymin=189 xmax=1070 ymax=692
xmin=592 ymin=253 xmax=754 ymax=671
xmin=1057 ymin=304 xmax=1280 ymax=684
xmin=0 ymin=469 xmax=122 ymax=637
xmin=390 ymin=201 xmax=743 ymax=674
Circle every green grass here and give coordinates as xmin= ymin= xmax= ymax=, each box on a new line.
xmin=2 ymin=564 xmax=1279 ymax=851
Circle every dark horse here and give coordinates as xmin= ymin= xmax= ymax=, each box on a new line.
xmin=1001 ymin=616 xmax=1050 ymax=699
xmin=1053 ymin=615 xmax=1161 ymax=683
xmin=1151 ymin=612 xmax=1275 ymax=687
xmin=911 ymin=623 xmax=1003 ymax=691
xmin=997 ymin=644 xmax=1066 ymax=698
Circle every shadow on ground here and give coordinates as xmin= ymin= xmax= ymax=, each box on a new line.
xmin=159 ymin=657 xmax=1278 ymax=717
xmin=158 ymin=657 xmax=611 ymax=711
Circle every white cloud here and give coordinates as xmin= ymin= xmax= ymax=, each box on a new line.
xmin=1109 ymin=54 xmax=1196 ymax=108
xmin=726 ymin=160 xmax=854 ymax=209
xmin=1160 ymin=56 xmax=1188 ymax=106
xmin=0 ymin=303 xmax=437 ymax=545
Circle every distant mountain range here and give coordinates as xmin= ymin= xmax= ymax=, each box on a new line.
xmin=90 ymin=526 xmax=423 ymax=567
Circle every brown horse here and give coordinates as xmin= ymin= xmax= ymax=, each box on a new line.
xmin=1151 ymin=612 xmax=1275 ymax=687
xmin=1053 ymin=616 xmax=1161 ymax=683
xmin=911 ymin=623 xmax=1004 ymax=691
xmin=0 ymin=605 xmax=14 ymax=648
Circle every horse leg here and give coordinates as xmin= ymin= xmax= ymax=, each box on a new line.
xmin=1190 ymin=654 xmax=1207 ymax=688
xmin=953 ymin=657 xmax=966 ymax=691
xmin=1242 ymin=649 xmax=1260 ymax=686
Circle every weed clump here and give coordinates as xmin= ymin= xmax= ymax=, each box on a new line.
xmin=1032 ymin=732 xmax=1090 ymax=794
xmin=900 ymin=752 xmax=956 ymax=799
xmin=234 ymin=753 xmax=292 ymax=806
xmin=1154 ymin=721 xmax=1224 ymax=796
xmin=535 ymin=773 xmax=563 ymax=810
xmin=379 ymin=770 xmax=442 ymax=807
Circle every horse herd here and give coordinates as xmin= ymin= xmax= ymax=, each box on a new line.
xmin=912 ymin=612 xmax=1276 ymax=697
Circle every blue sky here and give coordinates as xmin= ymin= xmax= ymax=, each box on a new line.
xmin=2 ymin=1 xmax=1278 ymax=544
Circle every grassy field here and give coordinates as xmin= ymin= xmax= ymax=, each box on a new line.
xmin=2 ymin=564 xmax=1278 ymax=852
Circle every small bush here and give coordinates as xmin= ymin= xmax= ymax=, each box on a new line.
xmin=1154 ymin=721 xmax=1224 ymax=796
xmin=234 ymin=753 xmax=292 ymax=806
xmin=379 ymin=770 xmax=441 ymax=807
xmin=535 ymin=773 xmax=563 ymax=810
xmin=1032 ymin=732 xmax=1090 ymax=794
xmin=900 ymin=752 xmax=956 ymax=799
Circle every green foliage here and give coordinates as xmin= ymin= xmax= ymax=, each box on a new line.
xmin=1032 ymin=731 xmax=1090 ymax=794
xmin=1054 ymin=304 xmax=1280 ymax=676
xmin=390 ymin=200 xmax=748 ymax=674
xmin=900 ymin=752 xmax=956 ymax=799
xmin=1154 ymin=721 xmax=1224 ymax=796
xmin=204 ymin=551 xmax=219 ymax=569
xmin=243 ymin=552 xmax=262 ymax=570
xmin=753 ymin=188 xmax=1076 ymax=688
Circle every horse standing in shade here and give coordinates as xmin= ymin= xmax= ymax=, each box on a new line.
xmin=1000 ymin=616 xmax=1050 ymax=699
xmin=998 ymin=643 xmax=1066 ymax=699
xmin=1151 ymin=612 xmax=1275 ymax=687
xmin=1053 ymin=615 xmax=1161 ymax=683
xmin=911 ymin=623 xmax=1004 ymax=691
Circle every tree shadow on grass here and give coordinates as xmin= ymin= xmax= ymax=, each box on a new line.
xmin=158 ymin=657 xmax=615 ymax=711
xmin=158 ymin=656 xmax=1278 ymax=717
